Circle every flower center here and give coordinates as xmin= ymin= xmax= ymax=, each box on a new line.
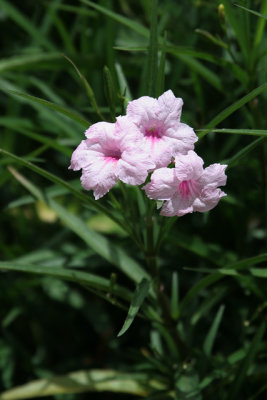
xmin=144 ymin=126 xmax=162 ymax=140
xmin=103 ymin=149 xmax=121 ymax=163
xmin=178 ymin=180 xmax=199 ymax=199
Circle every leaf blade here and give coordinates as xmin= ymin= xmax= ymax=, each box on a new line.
xmin=6 ymin=90 xmax=90 ymax=128
xmin=117 ymin=278 xmax=150 ymax=336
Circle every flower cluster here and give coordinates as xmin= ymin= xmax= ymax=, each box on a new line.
xmin=70 ymin=90 xmax=227 ymax=216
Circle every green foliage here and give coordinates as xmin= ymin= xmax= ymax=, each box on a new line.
xmin=1 ymin=1 xmax=267 ymax=399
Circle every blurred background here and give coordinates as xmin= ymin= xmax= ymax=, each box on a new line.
xmin=0 ymin=0 xmax=267 ymax=399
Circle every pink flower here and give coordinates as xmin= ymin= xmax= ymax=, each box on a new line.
xmin=143 ymin=151 xmax=227 ymax=217
xmin=69 ymin=116 xmax=155 ymax=199
xmin=126 ymin=90 xmax=198 ymax=168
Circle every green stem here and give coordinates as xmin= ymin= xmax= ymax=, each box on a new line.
xmin=118 ymin=181 xmax=145 ymax=250
xmin=144 ymin=201 xmax=188 ymax=360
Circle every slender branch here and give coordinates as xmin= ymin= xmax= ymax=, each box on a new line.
xmin=144 ymin=201 xmax=189 ymax=360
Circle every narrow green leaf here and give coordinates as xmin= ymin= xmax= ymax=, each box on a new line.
xmin=103 ymin=66 xmax=116 ymax=121
xmin=80 ymin=0 xmax=149 ymax=38
xmin=221 ymin=0 xmax=248 ymax=62
xmin=179 ymin=254 xmax=267 ymax=314
xmin=117 ymin=278 xmax=150 ymax=337
xmin=250 ymin=268 xmax=267 ymax=278
xmin=49 ymin=199 xmax=150 ymax=285
xmin=0 ymin=0 xmax=55 ymax=51
xmin=229 ymin=321 xmax=266 ymax=400
xmin=115 ymin=62 xmax=133 ymax=107
xmin=203 ymin=305 xmax=225 ymax=356
xmin=198 ymin=128 xmax=267 ymax=137
xmin=0 ymin=262 xmax=131 ymax=301
xmin=176 ymin=53 xmax=222 ymax=92
xmin=7 ymin=179 xmax=81 ymax=209
xmin=47 ymin=9 xmax=76 ymax=54
xmin=226 ymin=137 xmax=265 ymax=168
xmin=6 ymin=90 xmax=90 ymax=127
xmin=184 ymin=267 xmax=239 ymax=276
xmin=63 ymin=55 xmax=105 ymax=120
xmin=249 ymin=383 xmax=267 ymax=400
xmin=0 ymin=369 xmax=165 ymax=399
xmin=46 ymin=3 xmax=96 ymax=17
xmin=191 ymin=287 xmax=228 ymax=326
xmin=234 ymin=3 xmax=267 ymax=21
xmin=146 ymin=0 xmax=158 ymax=97
xmin=195 ymin=29 xmax=228 ymax=48
xmin=0 ymin=148 xmax=126 ymax=228
xmin=254 ymin=0 xmax=267 ymax=48
xmin=166 ymin=45 xmax=249 ymax=86
xmin=0 ymin=53 xmax=60 ymax=73
xmin=81 ymin=0 xmax=223 ymax=91
xmin=199 ymin=83 xmax=267 ymax=138
xmin=0 ymin=119 xmax=72 ymax=156
xmin=7 ymin=167 xmax=44 ymax=202
xmin=171 ymin=272 xmax=179 ymax=319
xmin=179 ymin=275 xmax=222 ymax=316
xmin=156 ymin=31 xmax=167 ymax=97
xmin=226 ymin=254 xmax=267 ymax=270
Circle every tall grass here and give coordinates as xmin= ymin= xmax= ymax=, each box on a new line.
xmin=0 ymin=1 xmax=267 ymax=399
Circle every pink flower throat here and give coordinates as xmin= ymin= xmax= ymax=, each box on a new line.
xmin=144 ymin=126 xmax=162 ymax=139
xmin=178 ymin=180 xmax=199 ymax=199
xmin=103 ymin=149 xmax=121 ymax=163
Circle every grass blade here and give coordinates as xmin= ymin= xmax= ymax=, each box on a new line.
xmin=0 ymin=262 xmax=131 ymax=301
xmin=198 ymin=83 xmax=267 ymax=138
xmin=0 ymin=369 xmax=165 ymax=399
xmin=0 ymin=148 xmax=126 ymax=228
xmin=170 ymin=272 xmax=179 ymax=319
xmin=226 ymin=137 xmax=265 ymax=168
xmin=81 ymin=0 xmax=223 ymax=91
xmin=0 ymin=53 xmax=61 ymax=73
xmin=198 ymin=128 xmax=267 ymax=137
xmin=117 ymin=278 xmax=150 ymax=336
xmin=103 ymin=66 xmax=116 ymax=121
xmin=254 ymin=0 xmax=267 ymax=48
xmin=203 ymin=305 xmax=225 ymax=356
xmin=156 ymin=31 xmax=167 ymax=97
xmin=63 ymin=55 xmax=105 ymax=120
xmin=234 ymin=3 xmax=267 ymax=21
xmin=0 ymin=119 xmax=72 ymax=156
xmin=5 ymin=90 xmax=90 ymax=128
xmin=0 ymin=0 xmax=55 ymax=51
xmin=146 ymin=0 xmax=158 ymax=97
xmin=229 ymin=321 xmax=266 ymax=400
xmin=179 ymin=254 xmax=267 ymax=315
xmin=49 ymin=199 xmax=150 ymax=284
xmin=115 ymin=62 xmax=132 ymax=107
xmin=80 ymin=0 xmax=149 ymax=38
xmin=221 ymin=0 xmax=248 ymax=62
xmin=250 ymin=268 xmax=267 ymax=278
xmin=7 ymin=167 xmax=44 ymax=202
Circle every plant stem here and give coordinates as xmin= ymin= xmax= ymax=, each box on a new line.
xmin=144 ymin=201 xmax=189 ymax=360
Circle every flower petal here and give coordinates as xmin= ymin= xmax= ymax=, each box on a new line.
xmin=142 ymin=136 xmax=173 ymax=168
xmin=114 ymin=116 xmax=144 ymax=150
xmin=69 ymin=140 xmax=90 ymax=171
xmin=193 ymin=187 xmax=226 ymax=212
xmin=81 ymin=157 xmax=118 ymax=199
xmin=118 ymin=148 xmax=155 ymax=185
xmin=174 ymin=150 xmax=204 ymax=182
xmin=143 ymin=168 xmax=177 ymax=200
xmin=199 ymin=164 xmax=227 ymax=188
xmin=85 ymin=121 xmax=115 ymax=145
xmin=160 ymin=194 xmax=194 ymax=217
xmin=165 ymin=122 xmax=198 ymax=154
xmin=126 ymin=96 xmax=159 ymax=127
xmin=157 ymin=90 xmax=183 ymax=127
